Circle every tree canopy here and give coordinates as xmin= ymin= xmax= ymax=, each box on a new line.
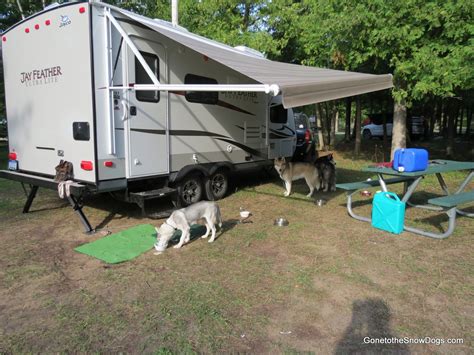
xmin=1 ymin=0 xmax=472 ymax=147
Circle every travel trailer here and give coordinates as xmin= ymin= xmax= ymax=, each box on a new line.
xmin=0 ymin=1 xmax=393 ymax=232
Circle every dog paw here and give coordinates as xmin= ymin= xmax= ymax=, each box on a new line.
xmin=284 ymin=192 xmax=290 ymax=197
xmin=208 ymin=239 xmax=214 ymax=243
xmin=173 ymin=244 xmax=182 ymax=249
xmin=201 ymin=235 xmax=208 ymax=239
xmin=153 ymin=251 xmax=163 ymax=255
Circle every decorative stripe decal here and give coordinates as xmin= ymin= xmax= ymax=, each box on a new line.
xmin=127 ymin=128 xmax=229 ymax=138
xmin=117 ymin=127 xmax=265 ymax=158
xmin=216 ymin=100 xmax=255 ymax=116
xmin=36 ymin=146 xmax=55 ymax=151
xmin=269 ymin=129 xmax=292 ymax=138
xmin=215 ymin=138 xmax=265 ymax=158
xmin=276 ymin=124 xmax=296 ymax=135
xmin=170 ymin=91 xmax=255 ymax=116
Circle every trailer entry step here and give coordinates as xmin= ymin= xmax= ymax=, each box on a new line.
xmin=129 ymin=187 xmax=177 ymax=218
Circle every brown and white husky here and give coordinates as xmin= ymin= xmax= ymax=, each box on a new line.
xmin=274 ymin=157 xmax=321 ymax=197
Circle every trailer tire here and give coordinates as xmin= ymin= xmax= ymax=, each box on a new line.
xmin=175 ymin=174 xmax=204 ymax=207
xmin=205 ymin=169 xmax=229 ymax=201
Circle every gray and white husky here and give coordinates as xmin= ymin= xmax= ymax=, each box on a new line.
xmin=274 ymin=157 xmax=321 ymax=198
xmin=154 ymin=201 xmax=222 ymax=253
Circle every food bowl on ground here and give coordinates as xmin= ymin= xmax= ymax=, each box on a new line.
xmin=315 ymin=199 xmax=327 ymax=206
xmin=240 ymin=211 xmax=250 ymax=218
xmin=274 ymin=218 xmax=289 ymax=226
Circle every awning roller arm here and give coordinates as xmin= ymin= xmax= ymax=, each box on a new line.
xmin=105 ymin=84 xmax=280 ymax=96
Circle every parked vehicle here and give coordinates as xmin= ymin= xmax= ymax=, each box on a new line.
xmin=362 ymin=113 xmax=426 ymax=139
xmin=362 ymin=122 xmax=393 ymax=139
xmin=293 ymin=113 xmax=316 ymax=161
xmin=408 ymin=116 xmax=427 ymax=137
xmin=0 ymin=1 xmax=392 ymax=232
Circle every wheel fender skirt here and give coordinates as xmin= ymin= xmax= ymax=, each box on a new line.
xmin=209 ymin=162 xmax=235 ymax=176
xmin=171 ymin=164 xmax=210 ymax=183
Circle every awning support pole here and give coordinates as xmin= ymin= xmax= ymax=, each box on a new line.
xmin=104 ymin=7 xmax=116 ymax=155
xmin=104 ymin=9 xmax=160 ymax=87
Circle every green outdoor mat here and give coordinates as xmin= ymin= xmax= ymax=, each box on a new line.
xmin=75 ymin=224 xmax=157 ymax=264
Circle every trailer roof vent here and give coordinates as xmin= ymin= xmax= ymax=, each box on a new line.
xmin=234 ymin=46 xmax=265 ymax=59
xmin=153 ymin=18 xmax=189 ymax=32
xmin=44 ymin=2 xmax=60 ymax=11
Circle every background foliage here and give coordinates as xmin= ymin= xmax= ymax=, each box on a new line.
xmin=1 ymin=0 xmax=472 ymax=150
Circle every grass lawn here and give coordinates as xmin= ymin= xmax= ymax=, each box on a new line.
xmin=0 ymin=138 xmax=473 ymax=353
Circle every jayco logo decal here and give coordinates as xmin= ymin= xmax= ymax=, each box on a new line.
xmin=59 ymin=15 xmax=71 ymax=28
xmin=20 ymin=66 xmax=63 ymax=87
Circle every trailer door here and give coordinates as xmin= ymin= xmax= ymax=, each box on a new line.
xmin=125 ymin=37 xmax=168 ymax=178
xmin=268 ymin=103 xmax=296 ymax=158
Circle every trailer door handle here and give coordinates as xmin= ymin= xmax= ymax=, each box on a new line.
xmin=121 ymin=100 xmax=128 ymax=121
xmin=130 ymin=106 xmax=137 ymax=116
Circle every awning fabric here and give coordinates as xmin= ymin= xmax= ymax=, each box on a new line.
xmin=111 ymin=7 xmax=393 ymax=108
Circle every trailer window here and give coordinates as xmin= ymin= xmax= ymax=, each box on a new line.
xmin=135 ymin=52 xmax=160 ymax=103
xmin=184 ymin=74 xmax=218 ymax=105
xmin=73 ymin=122 xmax=90 ymax=141
xmin=270 ymin=105 xmax=288 ymax=123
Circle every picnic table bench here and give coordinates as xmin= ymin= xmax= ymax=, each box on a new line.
xmin=336 ymin=160 xmax=474 ymax=239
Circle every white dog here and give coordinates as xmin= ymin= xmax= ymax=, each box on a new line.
xmin=154 ymin=201 xmax=222 ymax=253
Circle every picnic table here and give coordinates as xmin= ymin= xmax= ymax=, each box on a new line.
xmin=336 ymin=160 xmax=474 ymax=239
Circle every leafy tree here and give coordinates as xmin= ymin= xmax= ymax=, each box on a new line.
xmin=291 ymin=0 xmax=473 ymax=158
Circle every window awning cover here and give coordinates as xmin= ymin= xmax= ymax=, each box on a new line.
xmin=110 ymin=6 xmax=393 ymax=108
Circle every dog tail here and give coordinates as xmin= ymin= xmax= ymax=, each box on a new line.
xmin=216 ymin=205 xmax=223 ymax=229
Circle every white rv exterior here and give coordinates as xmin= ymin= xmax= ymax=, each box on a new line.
xmin=1 ymin=1 xmax=393 ymax=230
xmin=2 ymin=1 xmax=296 ymax=204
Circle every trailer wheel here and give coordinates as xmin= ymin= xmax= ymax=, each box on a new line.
xmin=205 ymin=170 xmax=229 ymax=201
xmin=175 ymin=175 xmax=203 ymax=207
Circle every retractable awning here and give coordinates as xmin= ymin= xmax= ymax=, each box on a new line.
xmin=100 ymin=4 xmax=393 ymax=108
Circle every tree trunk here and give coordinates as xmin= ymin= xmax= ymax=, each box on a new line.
xmin=354 ymin=98 xmax=362 ymax=157
xmin=330 ymin=109 xmax=337 ymax=150
xmin=390 ymin=99 xmax=407 ymax=160
xmin=16 ymin=0 xmax=25 ymax=19
xmin=318 ymin=103 xmax=328 ymax=149
xmin=430 ymin=100 xmax=442 ymax=137
xmin=382 ymin=113 xmax=389 ymax=162
xmin=465 ymin=106 xmax=472 ymax=138
xmin=325 ymin=102 xmax=331 ymax=146
xmin=315 ymin=104 xmax=325 ymax=151
xmin=345 ymin=97 xmax=352 ymax=142
xmin=441 ymin=103 xmax=449 ymax=137
xmin=446 ymin=107 xmax=456 ymax=158
xmin=458 ymin=107 xmax=464 ymax=135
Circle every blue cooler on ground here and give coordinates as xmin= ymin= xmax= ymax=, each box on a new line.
xmin=393 ymin=148 xmax=428 ymax=172
xmin=371 ymin=191 xmax=406 ymax=234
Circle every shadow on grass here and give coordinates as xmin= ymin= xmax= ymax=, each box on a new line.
xmin=166 ymin=218 xmax=239 ymax=247
xmin=335 ymin=298 xmax=410 ymax=355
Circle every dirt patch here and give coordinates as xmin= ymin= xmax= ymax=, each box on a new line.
xmin=1 ymin=150 xmax=473 ymax=353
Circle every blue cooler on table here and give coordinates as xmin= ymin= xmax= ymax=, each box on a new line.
xmin=371 ymin=191 xmax=406 ymax=234
xmin=393 ymin=148 xmax=428 ymax=172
